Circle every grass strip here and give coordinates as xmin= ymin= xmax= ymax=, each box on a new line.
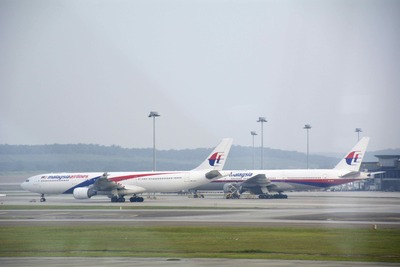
xmin=0 ymin=226 xmax=399 ymax=262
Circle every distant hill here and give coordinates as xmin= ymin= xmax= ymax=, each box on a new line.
xmin=317 ymin=149 xmax=400 ymax=162
xmin=2 ymin=143 xmax=397 ymax=173
xmin=0 ymin=144 xmax=340 ymax=173
xmin=365 ymin=149 xmax=400 ymax=161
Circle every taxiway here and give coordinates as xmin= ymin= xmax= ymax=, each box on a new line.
xmin=1 ymin=188 xmax=400 ymax=266
xmin=1 ymin=190 xmax=399 ymax=228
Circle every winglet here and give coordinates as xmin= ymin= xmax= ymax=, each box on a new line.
xmin=193 ymin=138 xmax=233 ymax=171
xmin=334 ymin=137 xmax=370 ymax=171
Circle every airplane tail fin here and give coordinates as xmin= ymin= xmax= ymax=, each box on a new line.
xmin=334 ymin=137 xmax=370 ymax=171
xmin=193 ymin=138 xmax=233 ymax=171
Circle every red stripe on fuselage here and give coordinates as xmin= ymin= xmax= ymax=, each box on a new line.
xmin=211 ymin=178 xmax=360 ymax=187
xmin=109 ymin=172 xmax=175 ymax=182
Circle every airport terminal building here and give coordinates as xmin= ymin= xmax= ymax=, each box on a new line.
xmin=362 ymin=155 xmax=400 ymax=191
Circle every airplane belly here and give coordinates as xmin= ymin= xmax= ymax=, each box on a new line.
xmin=142 ymin=175 xmax=211 ymax=193
xmin=193 ymin=181 xmax=225 ymax=191
xmin=135 ymin=177 xmax=186 ymax=193
xmin=269 ymin=182 xmax=298 ymax=192
xmin=271 ymin=181 xmax=324 ymax=192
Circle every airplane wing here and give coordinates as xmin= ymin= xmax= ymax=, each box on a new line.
xmin=91 ymin=173 xmax=123 ymax=191
xmin=240 ymin=174 xmax=271 ymax=194
xmin=241 ymin=174 xmax=269 ymax=187
xmin=91 ymin=173 xmax=147 ymax=195
xmin=340 ymin=171 xmax=385 ymax=179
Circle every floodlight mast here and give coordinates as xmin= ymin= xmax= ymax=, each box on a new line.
xmin=250 ymin=131 xmax=257 ymax=169
xmin=148 ymin=111 xmax=160 ymax=171
xmin=355 ymin=128 xmax=362 ymax=141
xmin=257 ymin=117 xmax=267 ymax=169
xmin=303 ymin=124 xmax=312 ymax=169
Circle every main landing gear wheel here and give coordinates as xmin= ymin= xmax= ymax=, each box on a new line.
xmin=225 ymin=192 xmax=240 ymax=199
xmin=40 ymin=194 xmax=46 ymax=202
xmin=130 ymin=196 xmax=144 ymax=202
xmin=111 ymin=196 xmax=126 ymax=203
xmin=258 ymin=193 xmax=288 ymax=199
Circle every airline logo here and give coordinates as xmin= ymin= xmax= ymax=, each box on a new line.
xmin=41 ymin=174 xmax=89 ymax=180
xmin=345 ymin=151 xmax=362 ymax=166
xmin=228 ymin=172 xmax=253 ymax=178
xmin=208 ymin=152 xmax=224 ymax=166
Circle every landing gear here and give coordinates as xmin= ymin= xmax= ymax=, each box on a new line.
xmin=258 ymin=193 xmax=288 ymax=199
xmin=111 ymin=196 xmax=126 ymax=203
xmin=190 ymin=191 xmax=204 ymax=198
xmin=109 ymin=194 xmax=144 ymax=203
xmin=225 ymin=192 xmax=240 ymax=199
xmin=186 ymin=190 xmax=204 ymax=199
xmin=129 ymin=196 xmax=144 ymax=202
xmin=40 ymin=194 xmax=46 ymax=202
xmin=223 ymin=183 xmax=241 ymax=199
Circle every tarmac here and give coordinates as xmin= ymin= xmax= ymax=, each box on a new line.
xmin=1 ymin=185 xmax=400 ymax=266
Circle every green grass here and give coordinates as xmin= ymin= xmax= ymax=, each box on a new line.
xmin=0 ymin=226 xmax=399 ymax=262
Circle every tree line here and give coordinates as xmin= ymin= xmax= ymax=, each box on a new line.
xmin=0 ymin=144 xmax=340 ymax=173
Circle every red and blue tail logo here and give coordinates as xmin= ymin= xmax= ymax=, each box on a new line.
xmin=208 ymin=152 xmax=224 ymax=166
xmin=345 ymin=151 xmax=362 ymax=166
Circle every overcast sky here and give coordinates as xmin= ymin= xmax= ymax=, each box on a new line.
xmin=1 ymin=0 xmax=399 ymax=154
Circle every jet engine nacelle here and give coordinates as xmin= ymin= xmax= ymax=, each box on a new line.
xmin=73 ymin=187 xmax=97 ymax=199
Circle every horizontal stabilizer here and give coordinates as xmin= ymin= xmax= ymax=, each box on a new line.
xmin=340 ymin=171 xmax=360 ymax=178
xmin=362 ymin=171 xmax=386 ymax=177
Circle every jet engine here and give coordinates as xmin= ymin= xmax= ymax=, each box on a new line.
xmin=73 ymin=187 xmax=97 ymax=199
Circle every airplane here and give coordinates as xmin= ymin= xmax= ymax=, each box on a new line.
xmin=192 ymin=137 xmax=377 ymax=199
xmin=21 ymin=138 xmax=233 ymax=203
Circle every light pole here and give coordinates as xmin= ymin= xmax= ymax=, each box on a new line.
xmin=257 ymin=117 xmax=267 ymax=169
xmin=304 ymin=124 xmax=311 ymax=169
xmin=354 ymin=128 xmax=363 ymax=190
xmin=148 ymin=111 xmax=160 ymax=171
xmin=250 ymin=131 xmax=257 ymax=169
xmin=355 ymin=128 xmax=362 ymax=141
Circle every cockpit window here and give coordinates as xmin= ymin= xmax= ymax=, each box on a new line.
xmin=25 ymin=179 xmax=30 ymax=182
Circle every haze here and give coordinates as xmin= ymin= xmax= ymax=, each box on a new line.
xmin=1 ymin=0 xmax=399 ymax=153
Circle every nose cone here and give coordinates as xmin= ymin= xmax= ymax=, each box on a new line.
xmin=20 ymin=180 xmax=28 ymax=190
xmin=21 ymin=176 xmax=35 ymax=191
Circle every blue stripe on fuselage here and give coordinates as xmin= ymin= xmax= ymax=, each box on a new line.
xmin=62 ymin=176 xmax=100 ymax=194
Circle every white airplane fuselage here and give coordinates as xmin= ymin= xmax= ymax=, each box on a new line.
xmin=197 ymin=169 xmax=369 ymax=192
xmin=192 ymin=137 xmax=371 ymax=197
xmin=22 ymin=170 xmax=215 ymax=195
xmin=20 ymin=138 xmax=234 ymax=202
